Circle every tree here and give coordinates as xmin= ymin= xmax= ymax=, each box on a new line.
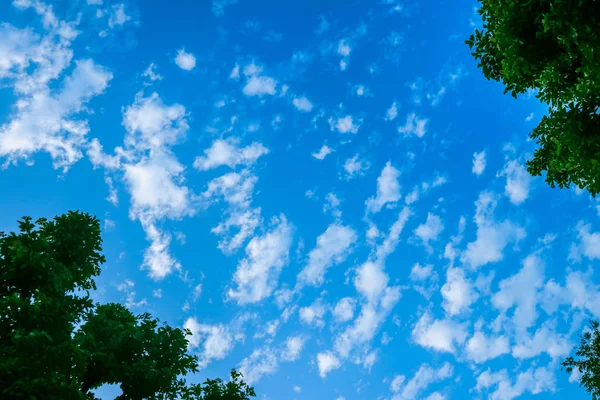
xmin=563 ymin=320 xmax=600 ymax=399
xmin=467 ymin=0 xmax=600 ymax=195
xmin=0 ymin=211 xmax=255 ymax=400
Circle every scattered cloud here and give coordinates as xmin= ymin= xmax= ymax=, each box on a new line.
xmin=472 ymin=151 xmax=486 ymax=176
xmin=228 ymin=215 xmax=293 ymax=304
xmin=398 ymin=112 xmax=428 ymax=137
xmin=297 ymin=223 xmax=357 ymax=287
xmin=175 ymin=49 xmax=196 ymax=71
xmin=312 ymin=144 xmax=333 ymax=160
xmin=366 ymin=162 xmax=401 ymax=213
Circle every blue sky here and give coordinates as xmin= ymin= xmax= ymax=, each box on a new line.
xmin=0 ymin=0 xmax=598 ymax=399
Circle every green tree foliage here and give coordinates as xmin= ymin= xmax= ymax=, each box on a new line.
xmin=563 ymin=320 xmax=600 ymax=399
xmin=0 ymin=211 xmax=255 ymax=400
xmin=467 ymin=0 xmax=600 ymax=195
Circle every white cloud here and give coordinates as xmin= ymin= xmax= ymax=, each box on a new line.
xmin=297 ymin=223 xmax=357 ymax=287
xmin=108 ymin=4 xmax=131 ymax=28
xmin=398 ymin=112 xmax=428 ymax=138
xmin=571 ymin=222 xmax=600 ymax=261
xmin=299 ymin=299 xmax=327 ymax=327
xmin=174 ymin=49 xmax=196 ymax=71
xmin=317 ymin=351 xmax=341 ymax=378
xmin=1 ymin=59 xmax=112 ymax=170
xmin=342 ymin=154 xmax=370 ymax=179
xmin=323 ymin=192 xmax=342 ymax=218
xmin=142 ymin=63 xmax=162 ymax=82
xmin=331 ymin=115 xmax=360 ymax=134
xmin=497 ymin=159 xmax=531 ymax=205
xmin=569 ymin=367 xmax=582 ymax=384
xmin=540 ymin=270 xmax=600 ymax=317
xmin=414 ymin=213 xmax=444 ymax=251
xmin=465 ymin=330 xmax=510 ymax=363
xmin=293 ymin=96 xmax=313 ymax=112
xmin=376 ymin=207 xmax=412 ymax=261
xmin=228 ymin=216 xmax=293 ymax=304
xmin=337 ymin=40 xmax=351 ymax=57
xmin=492 ymin=253 xmax=544 ymax=333
xmin=202 ymin=171 xmax=261 ymax=254
xmin=462 ymin=191 xmax=526 ymax=269
xmin=88 ymin=92 xmax=192 ymax=280
xmin=472 ymin=151 xmax=486 ymax=175
xmin=334 ymin=287 xmax=401 ymax=358
xmin=239 ymin=347 xmax=278 ymax=384
xmin=410 ymin=263 xmax=433 ymax=281
xmin=441 ymin=267 xmax=477 ymax=316
xmin=385 ymin=101 xmax=398 ymax=121
xmin=333 ymin=297 xmax=356 ymax=323
xmin=353 ymin=84 xmax=371 ymax=97
xmin=312 ymin=144 xmax=333 ymax=160
xmin=194 ymin=139 xmax=268 ymax=170
xmin=354 ymin=262 xmax=389 ymax=304
xmin=475 ymin=366 xmax=556 ymax=400
xmin=366 ymin=162 xmax=401 ymax=214
xmin=242 ymin=63 xmax=278 ymax=97
xmin=511 ymin=322 xmax=570 ymax=359
xmin=184 ymin=318 xmax=234 ymax=368
xmin=391 ymin=362 xmax=453 ymax=400
xmin=229 ymin=63 xmax=240 ymax=80
xmin=281 ymin=335 xmax=306 ymax=361
xmin=412 ymin=311 xmax=467 ymax=353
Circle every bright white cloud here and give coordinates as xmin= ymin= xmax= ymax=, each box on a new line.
xmin=398 ymin=112 xmax=428 ymax=137
xmin=333 ymin=297 xmax=356 ymax=322
xmin=299 ymin=299 xmax=327 ymax=327
xmin=571 ymin=222 xmax=600 ymax=261
xmin=317 ymin=351 xmax=341 ymax=378
xmin=142 ymin=63 xmax=162 ymax=82
xmin=497 ymin=159 xmax=531 ymax=205
xmin=414 ymin=213 xmax=444 ymax=251
xmin=391 ymin=362 xmax=453 ymax=400
xmin=331 ymin=115 xmax=360 ymax=134
xmin=472 ymin=151 xmax=486 ymax=175
xmin=410 ymin=263 xmax=433 ymax=281
xmin=366 ymin=162 xmax=401 ymax=214
xmin=184 ymin=318 xmax=234 ymax=368
xmin=108 ymin=4 xmax=131 ymax=28
xmin=462 ymin=191 xmax=526 ymax=269
xmin=354 ymin=262 xmax=389 ymax=304
xmin=343 ymin=154 xmax=370 ymax=179
xmin=511 ymin=322 xmax=570 ymax=360
xmin=441 ymin=267 xmax=477 ymax=316
xmin=281 ymin=335 xmax=306 ymax=362
xmin=293 ymin=96 xmax=313 ymax=112
xmin=239 ymin=347 xmax=278 ymax=384
xmin=385 ymin=101 xmax=398 ymax=121
xmin=174 ymin=49 xmax=196 ymax=71
xmin=1 ymin=59 xmax=112 ymax=170
xmin=465 ymin=330 xmax=510 ymax=363
xmin=242 ymin=64 xmax=278 ymax=97
xmin=228 ymin=216 xmax=293 ymax=304
xmin=194 ymin=139 xmax=269 ymax=170
xmin=412 ymin=311 xmax=467 ymax=353
xmin=297 ymin=223 xmax=357 ymax=287
xmin=475 ymin=366 xmax=556 ymax=400
xmin=312 ymin=144 xmax=333 ymax=160
xmin=202 ymin=171 xmax=262 ymax=254
xmin=492 ymin=253 xmax=545 ymax=333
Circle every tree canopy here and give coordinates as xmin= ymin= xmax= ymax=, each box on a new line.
xmin=0 ymin=211 xmax=255 ymax=400
xmin=563 ymin=320 xmax=600 ymax=400
xmin=467 ymin=0 xmax=600 ymax=195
